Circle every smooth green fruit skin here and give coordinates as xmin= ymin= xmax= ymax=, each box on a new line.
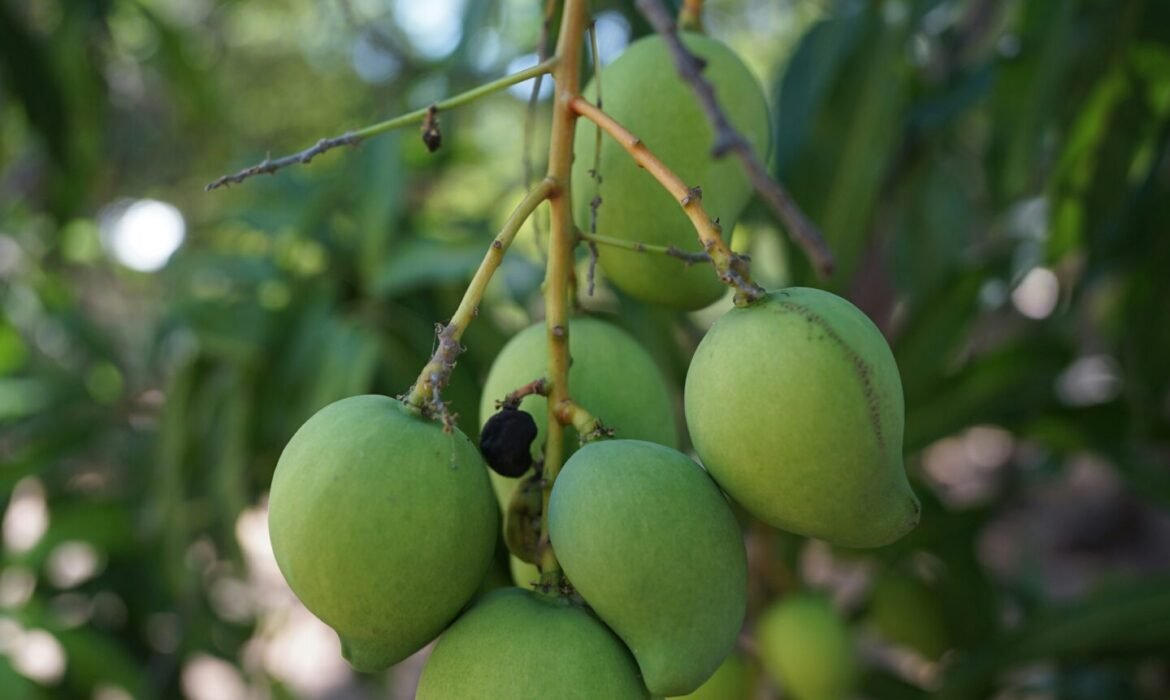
xmin=416 ymin=587 xmax=649 ymax=699
xmin=669 ymin=653 xmax=751 ymax=699
xmin=756 ymin=595 xmax=857 ymax=700
xmin=571 ymin=33 xmax=771 ymax=310
xmin=549 ymin=440 xmax=747 ymax=696
xmin=268 ymin=395 xmax=498 ymax=672
xmin=684 ymin=288 xmax=919 ymax=548
xmin=479 ymin=317 xmax=679 ymax=506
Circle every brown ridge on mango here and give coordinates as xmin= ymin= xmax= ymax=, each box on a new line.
xmin=770 ymin=292 xmax=887 ymax=454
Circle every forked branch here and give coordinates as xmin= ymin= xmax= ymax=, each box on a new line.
xmin=570 ymin=96 xmax=764 ymax=304
xmin=634 ymin=0 xmax=835 ymax=278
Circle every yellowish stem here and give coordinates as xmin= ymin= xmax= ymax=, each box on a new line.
xmin=679 ymin=0 xmax=704 ymax=31
xmin=405 ymin=179 xmax=556 ymax=412
xmin=537 ymin=0 xmax=588 ymax=589
xmin=570 ymin=96 xmax=764 ymax=304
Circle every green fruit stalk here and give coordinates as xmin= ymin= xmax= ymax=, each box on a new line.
xmin=685 ymin=288 xmax=920 ymax=548
xmin=267 ymin=395 xmax=497 ymax=672
xmin=571 ymin=33 xmax=771 ymax=310
xmin=479 ymin=317 xmax=679 ymax=505
xmin=416 ymin=587 xmax=649 ymax=699
xmin=549 ymin=440 xmax=747 ymax=696
xmin=756 ymin=594 xmax=858 ymax=700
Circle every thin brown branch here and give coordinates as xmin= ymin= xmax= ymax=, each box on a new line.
xmin=586 ymin=240 xmax=599 ymax=297
xmin=579 ymin=230 xmax=750 ymax=266
xmin=206 ymin=57 xmax=558 ymax=191
xmin=634 ymin=0 xmax=836 ymax=279
xmin=499 ymin=378 xmax=550 ymax=409
xmin=522 ymin=0 xmax=559 ymax=233
xmin=571 ymin=96 xmax=764 ymax=304
xmin=205 ymin=133 xmax=361 ymax=191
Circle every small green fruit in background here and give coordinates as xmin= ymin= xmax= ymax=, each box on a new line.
xmin=571 ymin=33 xmax=771 ymax=310
xmin=549 ymin=440 xmax=747 ymax=696
xmin=756 ymin=594 xmax=857 ymax=700
xmin=669 ymin=652 xmax=752 ymax=699
xmin=416 ymin=588 xmax=649 ymax=699
xmin=479 ymin=317 xmax=679 ymax=506
xmin=684 ymin=287 xmax=919 ymax=548
xmin=867 ymin=571 xmax=949 ymax=660
xmin=268 ymin=395 xmax=497 ymax=672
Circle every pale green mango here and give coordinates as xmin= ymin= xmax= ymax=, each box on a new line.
xmin=549 ymin=440 xmax=747 ymax=696
xmin=670 ymin=653 xmax=752 ymax=699
xmin=756 ymin=595 xmax=857 ymax=700
xmin=571 ymin=33 xmax=771 ymax=310
xmin=479 ymin=317 xmax=679 ymax=506
xmin=867 ymin=571 xmax=950 ymax=660
xmin=416 ymin=587 xmax=649 ymax=699
xmin=268 ymin=395 xmax=497 ymax=672
xmin=684 ymin=287 xmax=920 ymax=548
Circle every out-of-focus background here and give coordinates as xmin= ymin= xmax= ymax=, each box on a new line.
xmin=1 ymin=0 xmax=1169 ymax=698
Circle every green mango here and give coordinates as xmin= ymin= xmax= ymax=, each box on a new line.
xmin=479 ymin=317 xmax=679 ymax=506
xmin=416 ymin=587 xmax=649 ymax=699
xmin=571 ymin=33 xmax=771 ymax=310
xmin=684 ymin=288 xmax=919 ymax=548
xmin=549 ymin=440 xmax=747 ymax=696
xmin=268 ymin=395 xmax=497 ymax=672
xmin=669 ymin=653 xmax=752 ymax=699
xmin=867 ymin=571 xmax=949 ymax=660
xmin=756 ymin=595 xmax=857 ymax=700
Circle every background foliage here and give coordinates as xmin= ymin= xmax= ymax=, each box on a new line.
xmin=1 ymin=0 xmax=1169 ymax=698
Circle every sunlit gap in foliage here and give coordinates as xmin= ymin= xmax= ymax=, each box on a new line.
xmin=9 ymin=628 xmax=66 ymax=685
xmin=392 ymin=0 xmax=466 ymax=59
xmin=593 ymin=11 xmax=632 ymax=67
xmin=234 ymin=503 xmax=355 ymax=697
xmin=505 ymin=11 xmax=630 ymax=101
xmin=98 ymin=199 xmax=186 ymax=272
xmin=2 ymin=477 xmax=48 ymax=553
xmin=1011 ymin=266 xmax=1059 ymax=320
xmin=351 ymin=33 xmax=401 ymax=84
xmin=1057 ymin=355 xmax=1122 ymax=407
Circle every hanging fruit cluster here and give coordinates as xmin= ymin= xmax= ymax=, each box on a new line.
xmin=260 ymin=10 xmax=918 ymax=699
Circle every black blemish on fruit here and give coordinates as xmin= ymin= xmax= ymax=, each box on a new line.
xmin=479 ymin=406 xmax=538 ymax=477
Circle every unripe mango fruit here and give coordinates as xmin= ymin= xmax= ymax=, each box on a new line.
xmin=571 ymin=33 xmax=771 ymax=310
xmin=867 ymin=571 xmax=949 ymax=660
xmin=479 ymin=317 xmax=679 ymax=505
xmin=756 ymin=594 xmax=857 ymax=700
xmin=549 ymin=440 xmax=747 ymax=696
xmin=684 ymin=288 xmax=919 ymax=548
xmin=268 ymin=395 xmax=497 ymax=672
xmin=416 ymin=587 xmax=649 ymax=699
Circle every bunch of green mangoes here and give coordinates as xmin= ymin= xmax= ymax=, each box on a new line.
xmin=265 ymin=30 xmax=919 ymax=699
